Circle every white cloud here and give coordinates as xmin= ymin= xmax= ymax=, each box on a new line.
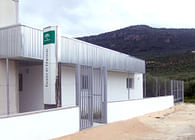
xmin=19 ymin=0 xmax=195 ymax=37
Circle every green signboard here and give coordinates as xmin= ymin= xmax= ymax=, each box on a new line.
xmin=43 ymin=31 xmax=55 ymax=45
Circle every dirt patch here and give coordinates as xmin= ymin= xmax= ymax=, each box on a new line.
xmin=54 ymin=103 xmax=195 ymax=140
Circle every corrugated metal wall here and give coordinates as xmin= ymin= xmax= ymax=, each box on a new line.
xmin=61 ymin=36 xmax=145 ymax=73
xmin=21 ymin=25 xmax=43 ymax=59
xmin=0 ymin=25 xmax=21 ymax=58
xmin=0 ymin=25 xmax=43 ymax=60
xmin=0 ymin=25 xmax=145 ymax=73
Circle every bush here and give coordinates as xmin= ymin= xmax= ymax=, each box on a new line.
xmin=185 ymin=80 xmax=195 ymax=97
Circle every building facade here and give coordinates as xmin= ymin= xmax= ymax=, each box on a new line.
xmin=0 ymin=1 xmax=175 ymax=139
xmin=0 ymin=0 xmax=145 ymax=128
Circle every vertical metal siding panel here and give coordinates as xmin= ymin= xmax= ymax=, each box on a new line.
xmin=84 ymin=44 xmax=87 ymax=65
xmin=88 ymin=46 xmax=93 ymax=66
xmin=74 ymin=41 xmax=78 ymax=64
xmin=125 ymin=56 xmax=129 ymax=71
xmin=75 ymin=41 xmax=79 ymax=64
xmin=80 ymin=43 xmax=85 ymax=65
xmin=3 ymin=29 xmax=6 ymax=56
xmin=72 ymin=41 xmax=76 ymax=64
xmin=30 ymin=28 xmax=32 ymax=57
xmin=61 ymin=38 xmax=68 ymax=62
xmin=96 ymin=48 xmax=101 ymax=67
xmin=27 ymin=27 xmax=31 ymax=57
xmin=69 ymin=39 xmax=72 ymax=63
xmin=31 ymin=28 xmax=34 ymax=57
xmin=87 ymin=46 xmax=91 ymax=65
xmin=9 ymin=28 xmax=13 ymax=56
xmin=68 ymin=40 xmax=72 ymax=63
xmin=20 ymin=26 xmax=24 ymax=57
xmin=72 ymin=41 xmax=76 ymax=63
xmin=60 ymin=37 xmax=64 ymax=62
xmin=69 ymin=40 xmax=73 ymax=63
xmin=37 ymin=30 xmax=39 ymax=58
xmin=18 ymin=26 xmax=22 ymax=57
xmin=78 ymin=42 xmax=82 ymax=64
xmin=38 ymin=30 xmax=42 ymax=59
xmin=67 ymin=39 xmax=71 ymax=63
xmin=60 ymin=37 xmax=63 ymax=62
xmin=71 ymin=40 xmax=74 ymax=63
xmin=13 ymin=27 xmax=17 ymax=56
xmin=13 ymin=27 xmax=16 ymax=56
xmin=62 ymin=38 xmax=66 ymax=62
xmin=95 ymin=47 xmax=98 ymax=67
xmin=33 ymin=29 xmax=36 ymax=57
xmin=22 ymin=26 xmax=26 ymax=57
xmin=65 ymin=38 xmax=68 ymax=62
xmin=56 ymin=36 xmax=145 ymax=73
xmin=27 ymin=27 xmax=30 ymax=57
xmin=66 ymin=38 xmax=70 ymax=63
xmin=61 ymin=38 xmax=65 ymax=62
xmin=6 ymin=29 xmax=9 ymax=56
xmin=93 ymin=46 xmax=96 ymax=67
xmin=0 ymin=26 xmax=21 ymax=58
xmin=82 ymin=44 xmax=86 ymax=65
xmin=22 ymin=26 xmax=27 ymax=57
xmin=20 ymin=26 xmax=43 ymax=59
xmin=7 ymin=28 xmax=10 ymax=56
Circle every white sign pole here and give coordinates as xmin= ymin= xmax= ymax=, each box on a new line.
xmin=43 ymin=26 xmax=57 ymax=105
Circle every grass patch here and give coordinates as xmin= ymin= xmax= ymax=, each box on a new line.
xmin=184 ymin=97 xmax=195 ymax=104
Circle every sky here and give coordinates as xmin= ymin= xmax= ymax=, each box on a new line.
xmin=19 ymin=0 xmax=195 ymax=37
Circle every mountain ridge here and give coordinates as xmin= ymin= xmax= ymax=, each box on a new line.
xmin=78 ymin=25 xmax=195 ymax=98
xmin=78 ymin=25 xmax=195 ymax=59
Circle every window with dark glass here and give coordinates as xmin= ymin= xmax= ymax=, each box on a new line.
xmin=126 ymin=78 xmax=134 ymax=89
xmin=19 ymin=73 xmax=23 ymax=91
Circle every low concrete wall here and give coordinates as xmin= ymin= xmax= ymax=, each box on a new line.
xmin=107 ymin=96 xmax=174 ymax=123
xmin=0 ymin=106 xmax=79 ymax=140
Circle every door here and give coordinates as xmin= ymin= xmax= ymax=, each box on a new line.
xmin=76 ymin=65 xmax=107 ymax=130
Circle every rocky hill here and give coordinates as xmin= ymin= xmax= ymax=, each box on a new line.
xmin=78 ymin=25 xmax=195 ymax=60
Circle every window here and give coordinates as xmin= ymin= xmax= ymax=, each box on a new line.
xmin=126 ymin=78 xmax=134 ymax=89
xmin=19 ymin=73 xmax=23 ymax=91
xmin=81 ymin=75 xmax=88 ymax=89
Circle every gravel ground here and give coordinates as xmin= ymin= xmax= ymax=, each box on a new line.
xmin=54 ymin=103 xmax=195 ymax=140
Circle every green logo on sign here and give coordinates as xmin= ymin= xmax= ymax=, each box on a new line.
xmin=43 ymin=31 xmax=55 ymax=45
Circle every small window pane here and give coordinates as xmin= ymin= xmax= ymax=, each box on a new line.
xmin=127 ymin=78 xmax=134 ymax=89
xmin=19 ymin=73 xmax=23 ymax=91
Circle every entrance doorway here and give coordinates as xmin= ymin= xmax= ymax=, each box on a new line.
xmin=76 ymin=65 xmax=107 ymax=130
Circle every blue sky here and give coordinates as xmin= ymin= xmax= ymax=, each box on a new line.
xmin=19 ymin=0 xmax=195 ymax=37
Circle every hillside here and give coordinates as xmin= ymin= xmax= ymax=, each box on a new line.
xmin=78 ymin=25 xmax=195 ymax=97
xmin=78 ymin=25 xmax=195 ymax=60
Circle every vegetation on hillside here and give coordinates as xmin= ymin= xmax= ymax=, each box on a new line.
xmin=78 ymin=25 xmax=195 ymax=60
xmin=146 ymin=52 xmax=195 ymax=97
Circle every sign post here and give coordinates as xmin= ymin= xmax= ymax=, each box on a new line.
xmin=43 ymin=26 xmax=58 ymax=106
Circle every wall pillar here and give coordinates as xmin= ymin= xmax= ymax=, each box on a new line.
xmin=6 ymin=58 xmax=10 ymax=114
xmin=0 ymin=59 xmax=19 ymax=115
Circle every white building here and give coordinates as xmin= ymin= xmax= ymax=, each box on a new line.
xmin=0 ymin=1 xmax=174 ymax=140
